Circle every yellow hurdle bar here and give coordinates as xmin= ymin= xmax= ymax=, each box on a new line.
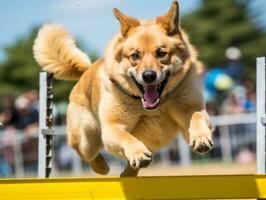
xmin=0 ymin=174 xmax=266 ymax=199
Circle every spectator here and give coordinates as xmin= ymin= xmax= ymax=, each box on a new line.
xmin=15 ymin=95 xmax=38 ymax=135
xmin=243 ymin=91 xmax=256 ymax=113
xmin=0 ymin=108 xmax=12 ymax=130
xmin=24 ymin=90 xmax=39 ymax=111
xmin=0 ymin=153 xmax=12 ymax=177
xmin=0 ymin=94 xmax=20 ymax=129
xmin=220 ymin=91 xmax=244 ymax=115
xmin=225 ymin=47 xmax=244 ymax=83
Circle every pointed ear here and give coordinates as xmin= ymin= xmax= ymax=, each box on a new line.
xmin=156 ymin=0 xmax=180 ymax=35
xmin=113 ymin=8 xmax=140 ymax=37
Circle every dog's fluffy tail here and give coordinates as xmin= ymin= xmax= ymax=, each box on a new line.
xmin=33 ymin=24 xmax=91 ymax=80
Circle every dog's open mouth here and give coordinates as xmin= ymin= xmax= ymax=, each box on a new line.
xmin=132 ymin=72 xmax=170 ymax=110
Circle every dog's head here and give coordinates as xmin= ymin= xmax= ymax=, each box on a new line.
xmin=106 ymin=1 xmax=196 ymax=110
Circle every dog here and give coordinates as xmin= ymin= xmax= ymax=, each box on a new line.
xmin=33 ymin=1 xmax=213 ymax=177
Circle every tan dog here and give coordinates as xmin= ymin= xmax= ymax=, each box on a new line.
xmin=33 ymin=1 xmax=213 ymax=176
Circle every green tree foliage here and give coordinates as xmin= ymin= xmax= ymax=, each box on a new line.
xmin=182 ymin=0 xmax=266 ymax=79
xmin=0 ymin=27 xmax=98 ymax=102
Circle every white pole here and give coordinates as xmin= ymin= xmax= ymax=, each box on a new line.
xmin=72 ymin=151 xmax=82 ymax=176
xmin=38 ymin=72 xmax=55 ymax=178
xmin=219 ymin=126 xmax=232 ymax=163
xmin=38 ymin=72 xmax=47 ymax=178
xmin=256 ymin=57 xmax=266 ymax=174
xmin=177 ymin=134 xmax=191 ymax=166
xmin=13 ymin=140 xmax=25 ymax=177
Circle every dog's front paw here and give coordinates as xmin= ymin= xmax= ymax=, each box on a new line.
xmin=189 ymin=128 xmax=213 ymax=154
xmin=124 ymin=143 xmax=152 ymax=169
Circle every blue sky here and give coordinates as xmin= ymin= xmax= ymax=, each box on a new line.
xmin=0 ymin=0 xmax=265 ymax=61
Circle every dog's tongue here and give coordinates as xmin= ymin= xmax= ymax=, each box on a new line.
xmin=143 ymin=85 xmax=159 ymax=106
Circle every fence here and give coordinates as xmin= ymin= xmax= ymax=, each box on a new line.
xmin=0 ymin=112 xmax=256 ymax=178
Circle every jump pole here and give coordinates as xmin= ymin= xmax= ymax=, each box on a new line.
xmin=257 ymin=57 xmax=266 ymax=174
xmin=38 ymin=72 xmax=55 ymax=178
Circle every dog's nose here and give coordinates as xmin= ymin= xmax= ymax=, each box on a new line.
xmin=142 ymin=70 xmax=157 ymax=83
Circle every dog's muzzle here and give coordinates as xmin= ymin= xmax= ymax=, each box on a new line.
xmin=131 ymin=71 xmax=170 ymax=110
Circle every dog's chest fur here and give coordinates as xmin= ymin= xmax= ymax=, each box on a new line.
xmin=131 ymin=109 xmax=180 ymax=151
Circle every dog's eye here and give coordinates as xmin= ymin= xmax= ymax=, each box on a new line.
xmin=130 ymin=52 xmax=140 ymax=61
xmin=156 ymin=50 xmax=167 ymax=59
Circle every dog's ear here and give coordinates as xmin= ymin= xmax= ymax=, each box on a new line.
xmin=113 ymin=8 xmax=140 ymax=37
xmin=156 ymin=0 xmax=180 ymax=35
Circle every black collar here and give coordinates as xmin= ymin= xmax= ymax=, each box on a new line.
xmin=110 ymin=79 xmax=141 ymax=100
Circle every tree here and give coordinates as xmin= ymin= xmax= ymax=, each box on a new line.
xmin=181 ymin=0 xmax=266 ymax=79
xmin=0 ymin=27 xmax=98 ymax=102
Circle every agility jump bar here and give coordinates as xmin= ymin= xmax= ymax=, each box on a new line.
xmin=0 ymin=174 xmax=266 ymax=199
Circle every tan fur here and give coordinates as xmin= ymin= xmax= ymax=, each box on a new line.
xmin=33 ymin=1 xmax=213 ymax=176
xmin=33 ymin=24 xmax=91 ymax=80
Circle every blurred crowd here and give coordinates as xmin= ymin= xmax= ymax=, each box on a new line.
xmin=0 ymin=90 xmax=39 ymax=133
xmin=0 ymin=90 xmax=39 ymax=176
xmin=202 ymin=47 xmax=256 ymax=116
xmin=0 ymin=46 xmax=257 ymax=177
xmin=202 ymin=47 xmax=256 ymax=165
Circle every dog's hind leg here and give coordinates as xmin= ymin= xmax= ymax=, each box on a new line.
xmin=120 ymin=162 xmax=139 ymax=177
xmin=67 ymin=102 xmax=110 ymax=175
xmin=77 ymin=130 xmax=109 ymax=175
xmin=89 ymin=153 xmax=109 ymax=175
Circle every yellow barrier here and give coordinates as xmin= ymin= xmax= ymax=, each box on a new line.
xmin=0 ymin=174 xmax=266 ymax=199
